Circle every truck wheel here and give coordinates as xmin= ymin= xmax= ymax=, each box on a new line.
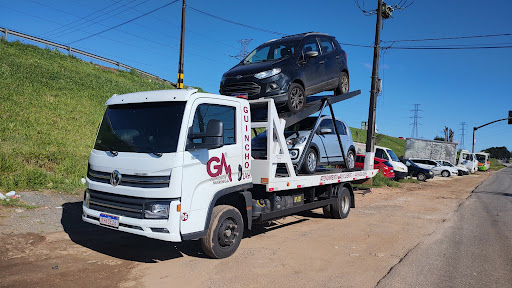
xmin=201 ymin=205 xmax=244 ymax=259
xmin=301 ymin=148 xmax=318 ymax=174
xmin=441 ymin=170 xmax=450 ymax=177
xmin=323 ymin=205 xmax=333 ymax=218
xmin=417 ymin=172 xmax=426 ymax=182
xmin=331 ymin=186 xmax=351 ymax=219
xmin=287 ymin=83 xmax=305 ymax=113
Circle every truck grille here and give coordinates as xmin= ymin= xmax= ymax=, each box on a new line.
xmin=88 ymin=189 xmax=145 ymax=219
xmin=87 ymin=168 xmax=171 ymax=188
xmin=221 ymin=82 xmax=261 ymax=97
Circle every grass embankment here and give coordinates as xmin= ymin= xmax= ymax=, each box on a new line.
xmin=489 ymin=158 xmax=506 ymax=170
xmin=0 ymin=39 xmax=188 ymax=193
xmin=350 ymin=127 xmax=406 ymax=157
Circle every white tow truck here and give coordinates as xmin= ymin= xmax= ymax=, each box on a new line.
xmin=82 ymin=88 xmax=377 ymax=258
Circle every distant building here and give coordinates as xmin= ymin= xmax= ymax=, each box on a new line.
xmin=361 ymin=121 xmax=378 ymax=133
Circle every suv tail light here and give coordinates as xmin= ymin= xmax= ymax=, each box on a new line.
xmin=344 ymin=51 xmax=347 ymax=59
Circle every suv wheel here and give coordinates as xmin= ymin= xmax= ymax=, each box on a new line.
xmin=335 ymin=72 xmax=349 ymax=95
xmin=287 ymin=83 xmax=305 ymax=113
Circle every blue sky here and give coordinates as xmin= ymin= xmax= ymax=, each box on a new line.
xmin=2 ymin=0 xmax=511 ymax=152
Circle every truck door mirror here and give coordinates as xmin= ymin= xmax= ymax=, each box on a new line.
xmin=187 ymin=119 xmax=224 ymax=150
xmin=317 ymin=128 xmax=332 ymax=135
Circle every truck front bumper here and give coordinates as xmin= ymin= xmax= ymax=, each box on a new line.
xmin=82 ymin=201 xmax=182 ymax=242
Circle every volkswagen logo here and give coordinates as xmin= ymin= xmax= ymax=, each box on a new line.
xmin=235 ymin=75 xmax=242 ymax=79
xmin=110 ymin=170 xmax=122 ymax=186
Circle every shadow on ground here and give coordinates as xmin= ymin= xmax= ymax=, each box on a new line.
xmin=61 ymin=202 xmax=326 ymax=262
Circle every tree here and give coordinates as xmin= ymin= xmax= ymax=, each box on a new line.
xmin=482 ymin=147 xmax=511 ymax=159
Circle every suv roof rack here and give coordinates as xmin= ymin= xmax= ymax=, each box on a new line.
xmin=280 ymin=32 xmax=330 ymax=39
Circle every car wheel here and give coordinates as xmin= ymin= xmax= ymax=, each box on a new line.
xmin=335 ymin=71 xmax=349 ymax=95
xmin=457 ymin=170 xmax=463 ymax=176
xmin=301 ymin=148 xmax=318 ymax=174
xmin=441 ymin=170 xmax=450 ymax=177
xmin=287 ymin=83 xmax=305 ymax=113
xmin=417 ymin=172 xmax=427 ymax=181
xmin=201 ymin=205 xmax=244 ymax=259
xmin=345 ymin=150 xmax=355 ymax=169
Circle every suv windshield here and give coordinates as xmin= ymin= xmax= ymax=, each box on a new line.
xmin=94 ymin=102 xmax=186 ymax=153
xmin=386 ymin=149 xmax=400 ymax=162
xmin=285 ymin=117 xmax=318 ymax=132
xmin=243 ymin=41 xmax=296 ymax=64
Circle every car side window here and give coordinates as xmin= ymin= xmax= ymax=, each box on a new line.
xmin=302 ymin=38 xmax=320 ymax=56
xmin=355 ymin=155 xmax=364 ymax=163
xmin=319 ymin=38 xmax=334 ymax=54
xmin=190 ymin=104 xmax=236 ymax=145
xmin=319 ymin=119 xmax=335 ymax=134
xmin=335 ymin=120 xmax=347 ymax=135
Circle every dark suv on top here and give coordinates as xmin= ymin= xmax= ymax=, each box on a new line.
xmin=220 ymin=32 xmax=349 ymax=113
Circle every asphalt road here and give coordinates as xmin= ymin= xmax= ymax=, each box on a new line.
xmin=377 ymin=167 xmax=512 ymax=288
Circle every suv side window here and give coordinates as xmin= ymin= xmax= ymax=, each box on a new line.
xmin=190 ymin=104 xmax=236 ymax=145
xmin=319 ymin=119 xmax=335 ymax=134
xmin=319 ymin=37 xmax=334 ymax=54
xmin=302 ymin=38 xmax=320 ymax=56
xmin=335 ymin=120 xmax=347 ymax=135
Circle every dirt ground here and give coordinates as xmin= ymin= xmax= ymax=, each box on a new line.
xmin=0 ymin=172 xmax=492 ymax=288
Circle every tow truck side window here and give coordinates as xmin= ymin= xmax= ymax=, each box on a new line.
xmin=190 ymin=104 xmax=236 ymax=145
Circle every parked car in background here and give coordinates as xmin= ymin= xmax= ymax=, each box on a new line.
xmin=355 ymin=154 xmax=395 ymax=179
xmin=375 ymin=146 xmax=408 ymax=179
xmin=252 ymin=116 xmax=356 ymax=173
xmin=438 ymin=160 xmax=469 ymax=176
xmin=403 ymin=159 xmax=435 ymax=181
xmin=409 ymin=158 xmax=458 ymax=177
xmin=220 ymin=32 xmax=349 ymax=113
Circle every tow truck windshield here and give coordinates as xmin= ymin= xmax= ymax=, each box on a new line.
xmin=94 ymin=102 xmax=186 ymax=154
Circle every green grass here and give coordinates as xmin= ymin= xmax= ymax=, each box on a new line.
xmin=0 ymin=39 xmax=201 ymax=193
xmin=489 ymin=158 xmax=506 ymax=170
xmin=350 ymin=127 xmax=406 ymax=157
xmin=356 ymin=172 xmax=400 ymax=188
xmin=398 ymin=177 xmax=419 ymax=184
xmin=0 ymin=198 xmax=38 ymax=209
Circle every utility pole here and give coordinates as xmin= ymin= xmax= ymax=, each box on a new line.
xmin=364 ymin=0 xmax=383 ymax=173
xmin=177 ymin=0 xmax=186 ymax=89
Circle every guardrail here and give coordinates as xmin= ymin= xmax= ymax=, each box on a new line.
xmin=0 ymin=27 xmax=175 ymax=86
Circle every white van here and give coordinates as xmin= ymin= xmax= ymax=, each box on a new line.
xmin=354 ymin=143 xmax=408 ymax=179
xmin=375 ymin=146 xmax=408 ymax=179
xmin=458 ymin=150 xmax=478 ymax=173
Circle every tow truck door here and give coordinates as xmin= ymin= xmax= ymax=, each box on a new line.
xmin=180 ymin=98 xmax=246 ymax=235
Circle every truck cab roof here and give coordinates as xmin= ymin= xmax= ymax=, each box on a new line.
xmin=106 ymin=88 xmax=201 ymax=105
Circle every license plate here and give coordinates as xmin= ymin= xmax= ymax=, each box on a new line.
xmin=99 ymin=213 xmax=119 ymax=228
xmin=231 ymin=93 xmax=248 ymax=97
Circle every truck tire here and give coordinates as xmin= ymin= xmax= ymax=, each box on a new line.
xmin=441 ymin=170 xmax=450 ymax=177
xmin=301 ymin=148 xmax=318 ymax=174
xmin=323 ymin=205 xmax=333 ymax=218
xmin=331 ymin=186 xmax=351 ymax=219
xmin=201 ymin=205 xmax=244 ymax=259
xmin=417 ymin=172 xmax=427 ymax=182
xmin=287 ymin=83 xmax=305 ymax=113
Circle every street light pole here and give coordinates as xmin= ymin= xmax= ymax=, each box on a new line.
xmin=364 ymin=0 xmax=383 ymax=174
xmin=177 ymin=0 xmax=186 ymax=89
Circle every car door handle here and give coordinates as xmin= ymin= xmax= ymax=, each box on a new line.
xmin=319 ymin=60 xmax=325 ymax=64
xmin=336 ymin=55 xmax=341 ymax=59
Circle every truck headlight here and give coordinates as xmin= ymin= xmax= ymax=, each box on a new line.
xmin=254 ymin=68 xmax=281 ymax=79
xmin=144 ymin=202 xmax=170 ymax=219
xmin=287 ymin=136 xmax=306 ymax=145
xmin=84 ymin=189 xmax=90 ymax=208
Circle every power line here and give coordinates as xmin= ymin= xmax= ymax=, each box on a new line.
xmin=386 ymin=45 xmax=512 ymax=50
xmin=187 ymin=5 xmax=286 ymax=36
xmin=410 ymin=104 xmax=422 ymax=138
xmin=68 ymin=0 xmax=179 ymax=44
xmin=382 ymin=33 xmax=512 ymax=43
